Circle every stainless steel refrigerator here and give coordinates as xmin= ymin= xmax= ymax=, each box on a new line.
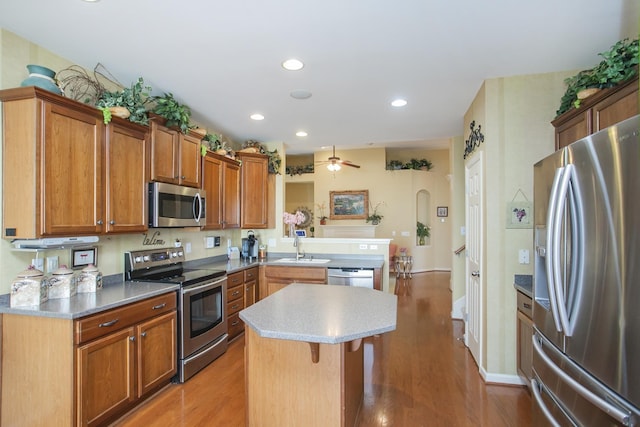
xmin=532 ymin=114 xmax=640 ymax=426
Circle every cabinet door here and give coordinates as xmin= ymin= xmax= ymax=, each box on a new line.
xmin=43 ymin=102 xmax=104 ymax=235
xmin=179 ymin=132 xmax=201 ymax=188
xmin=105 ymin=121 xmax=148 ymax=233
xmin=137 ymin=311 xmax=177 ymax=397
xmin=223 ymin=160 xmax=241 ymax=228
xmin=149 ymin=121 xmax=179 ymax=184
xmin=593 ymin=81 xmax=639 ymax=132
xmin=77 ymin=327 xmax=136 ymax=427
xmin=517 ymin=310 xmax=534 ymax=383
xmin=554 ymin=110 xmax=591 ymax=150
xmin=202 ymin=153 xmax=223 ymax=229
xmin=239 ymin=153 xmax=268 ymax=228
xmin=245 ymin=280 xmax=257 ymax=308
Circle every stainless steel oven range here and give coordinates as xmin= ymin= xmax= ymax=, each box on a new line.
xmin=125 ymin=248 xmax=228 ymax=383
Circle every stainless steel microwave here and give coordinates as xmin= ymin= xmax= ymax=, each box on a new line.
xmin=149 ymin=182 xmax=205 ymax=227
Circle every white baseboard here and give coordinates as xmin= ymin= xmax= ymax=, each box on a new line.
xmin=480 ymin=366 xmax=527 ymax=386
xmin=451 ymin=295 xmax=465 ymax=320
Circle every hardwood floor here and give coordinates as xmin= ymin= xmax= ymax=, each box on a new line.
xmin=112 ymin=272 xmax=532 ymax=427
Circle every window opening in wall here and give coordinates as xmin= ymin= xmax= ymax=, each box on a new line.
xmin=416 ymin=190 xmax=431 ymax=246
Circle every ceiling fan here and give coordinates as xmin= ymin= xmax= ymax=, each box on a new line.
xmin=316 ymin=146 xmax=361 ymax=171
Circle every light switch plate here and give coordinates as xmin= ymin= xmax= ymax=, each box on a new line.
xmin=46 ymin=256 xmax=59 ymax=273
xmin=518 ymin=249 xmax=530 ymax=264
xmin=32 ymin=258 xmax=44 ymax=271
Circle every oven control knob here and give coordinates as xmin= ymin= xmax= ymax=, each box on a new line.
xmin=134 ymin=256 xmax=143 ymax=263
xmin=143 ymin=255 xmax=150 ymax=262
xmin=172 ymin=251 xmax=179 ymax=258
xmin=177 ymin=251 xmax=184 ymax=257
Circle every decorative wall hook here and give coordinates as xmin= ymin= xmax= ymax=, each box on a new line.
xmin=464 ymin=120 xmax=485 ymax=159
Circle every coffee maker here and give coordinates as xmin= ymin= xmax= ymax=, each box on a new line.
xmin=241 ymin=230 xmax=259 ymax=260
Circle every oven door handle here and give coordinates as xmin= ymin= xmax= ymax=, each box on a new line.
xmin=181 ymin=276 xmax=226 ymax=296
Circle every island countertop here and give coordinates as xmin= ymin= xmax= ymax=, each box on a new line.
xmin=239 ymin=283 xmax=397 ymax=344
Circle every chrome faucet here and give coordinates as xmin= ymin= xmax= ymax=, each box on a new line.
xmin=293 ymin=234 xmax=305 ymax=260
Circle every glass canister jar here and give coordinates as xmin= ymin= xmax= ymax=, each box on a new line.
xmin=48 ymin=265 xmax=77 ymax=299
xmin=10 ymin=266 xmax=48 ymax=307
xmin=76 ymin=264 xmax=103 ymax=293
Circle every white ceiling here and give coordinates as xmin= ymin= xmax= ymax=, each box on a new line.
xmin=0 ymin=0 xmax=633 ymax=154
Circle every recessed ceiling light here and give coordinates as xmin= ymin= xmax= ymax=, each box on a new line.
xmin=282 ymin=58 xmax=304 ymax=71
xmin=82 ymin=0 xmax=100 ymax=2
xmin=391 ymin=99 xmax=407 ymax=107
xmin=296 ymin=131 xmax=308 ymax=137
xmin=290 ymin=90 xmax=312 ymax=100
xmin=250 ymin=113 xmax=264 ymax=121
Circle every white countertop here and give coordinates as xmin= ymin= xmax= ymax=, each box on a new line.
xmin=239 ymin=283 xmax=397 ymax=344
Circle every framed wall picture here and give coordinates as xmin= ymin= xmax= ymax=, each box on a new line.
xmin=437 ymin=206 xmax=448 ymax=217
xmin=507 ymin=201 xmax=533 ymax=229
xmin=330 ymin=190 xmax=369 ymax=220
xmin=71 ymin=247 xmax=97 ymax=268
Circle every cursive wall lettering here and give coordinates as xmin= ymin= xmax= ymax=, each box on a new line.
xmin=142 ymin=231 xmax=166 ymax=246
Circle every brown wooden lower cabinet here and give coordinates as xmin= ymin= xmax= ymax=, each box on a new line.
xmin=1 ymin=292 xmax=177 ymax=427
xmin=260 ymin=265 xmax=327 ymax=299
xmin=227 ymin=267 xmax=259 ymax=341
xmin=516 ymin=291 xmax=533 ymax=386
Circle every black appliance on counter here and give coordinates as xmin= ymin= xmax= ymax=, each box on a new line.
xmin=241 ymin=230 xmax=259 ymax=260
xmin=125 ymin=248 xmax=228 ymax=383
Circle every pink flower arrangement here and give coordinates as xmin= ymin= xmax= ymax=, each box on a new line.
xmin=283 ymin=210 xmax=305 ymax=225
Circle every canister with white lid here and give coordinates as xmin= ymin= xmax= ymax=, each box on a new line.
xmin=11 ymin=266 xmax=48 ymax=307
xmin=76 ymin=264 xmax=102 ymax=293
xmin=48 ymin=265 xmax=77 ymax=299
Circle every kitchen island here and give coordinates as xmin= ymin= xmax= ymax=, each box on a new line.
xmin=239 ymin=283 xmax=397 ymax=427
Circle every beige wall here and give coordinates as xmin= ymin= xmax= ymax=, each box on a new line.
xmin=458 ymin=70 xmax=573 ymax=379
xmin=285 ymin=146 xmax=453 ymax=272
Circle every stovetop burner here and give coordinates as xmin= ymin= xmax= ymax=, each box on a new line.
xmin=124 ymin=248 xmax=226 ymax=287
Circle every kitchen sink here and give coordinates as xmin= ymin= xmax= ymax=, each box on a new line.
xmin=273 ymin=258 xmax=331 ymax=264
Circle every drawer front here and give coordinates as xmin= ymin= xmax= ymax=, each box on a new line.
xmin=264 ymin=266 xmax=327 ymax=282
xmin=227 ymin=284 xmax=243 ymax=302
xmin=75 ymin=292 xmax=177 ymax=345
xmin=517 ymin=291 xmax=533 ymax=318
xmin=244 ymin=266 xmax=258 ymax=282
xmin=227 ymin=296 xmax=244 ymax=316
xmin=227 ymin=271 xmax=243 ymax=288
xmin=228 ymin=312 xmax=244 ymax=340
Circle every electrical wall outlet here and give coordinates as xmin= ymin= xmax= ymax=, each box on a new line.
xmin=46 ymin=256 xmax=59 ymax=273
xmin=369 ymin=244 xmax=378 ymax=250
xmin=401 ymin=231 xmax=410 ymax=237
xmin=359 ymin=244 xmax=368 ymax=249
xmin=31 ymin=258 xmax=44 ymax=271
xmin=518 ymin=249 xmax=530 ymax=264
xmin=205 ymin=237 xmax=215 ymax=248
xmin=185 ymin=242 xmax=192 ymax=253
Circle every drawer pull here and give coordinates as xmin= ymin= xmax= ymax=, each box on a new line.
xmin=523 ymin=303 xmax=531 ymax=309
xmin=141 ymin=332 xmax=147 ymax=337
xmin=129 ymin=336 xmax=135 ymax=342
xmin=231 ymin=320 xmax=240 ymax=326
xmin=152 ymin=303 xmax=167 ymax=310
xmin=231 ymin=304 xmax=239 ymax=310
xmin=99 ymin=319 xmax=119 ymax=328
xmin=232 ymin=290 xmax=241 ymax=296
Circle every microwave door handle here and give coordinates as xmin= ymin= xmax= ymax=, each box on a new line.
xmin=193 ymin=193 xmax=202 ymax=223
xmin=553 ymin=164 xmax=574 ymax=336
xmin=546 ymin=167 xmax=564 ymax=332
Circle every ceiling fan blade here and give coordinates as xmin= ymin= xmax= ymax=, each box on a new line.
xmin=339 ymin=160 xmax=360 ymax=168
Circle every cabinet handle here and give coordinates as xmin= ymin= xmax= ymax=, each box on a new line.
xmin=523 ymin=303 xmax=531 ymax=309
xmin=99 ymin=319 xmax=119 ymax=328
xmin=109 ymin=220 xmax=115 ymax=225
xmin=231 ymin=320 xmax=240 ymax=326
xmin=174 ymin=175 xmax=179 ymax=179
xmin=181 ymin=175 xmax=186 ymax=179
xmin=96 ymin=220 xmax=104 ymax=225
xmin=129 ymin=336 xmax=136 ymax=342
xmin=152 ymin=303 xmax=166 ymax=310
xmin=141 ymin=332 xmax=147 ymax=337
xmin=231 ymin=304 xmax=239 ymax=310
xmin=232 ymin=290 xmax=240 ymax=296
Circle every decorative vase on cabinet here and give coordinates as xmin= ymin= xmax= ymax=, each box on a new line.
xmin=20 ymin=64 xmax=62 ymax=95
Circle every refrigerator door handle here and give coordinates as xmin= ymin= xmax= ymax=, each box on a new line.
xmin=553 ymin=164 xmax=574 ymax=336
xmin=532 ymin=334 xmax=633 ymax=426
xmin=546 ymin=167 xmax=564 ymax=332
xmin=530 ymin=378 xmax=562 ymax=427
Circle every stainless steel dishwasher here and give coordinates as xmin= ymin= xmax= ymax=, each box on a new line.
xmin=327 ymin=267 xmax=374 ymax=289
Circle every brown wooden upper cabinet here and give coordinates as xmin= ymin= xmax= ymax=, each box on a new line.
xmin=0 ymin=87 xmax=148 ymax=239
xmin=237 ymin=152 xmax=269 ymax=229
xmin=149 ymin=120 xmax=201 ymax=188
xmin=552 ymin=77 xmax=638 ymax=150
xmin=201 ymin=151 xmax=240 ymax=229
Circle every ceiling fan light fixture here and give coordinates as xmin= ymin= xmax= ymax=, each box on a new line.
xmin=327 ymin=163 xmax=341 ymax=172
xmin=282 ymin=58 xmax=304 ymax=71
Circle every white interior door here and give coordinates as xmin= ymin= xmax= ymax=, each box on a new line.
xmin=465 ymin=152 xmax=483 ymax=368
